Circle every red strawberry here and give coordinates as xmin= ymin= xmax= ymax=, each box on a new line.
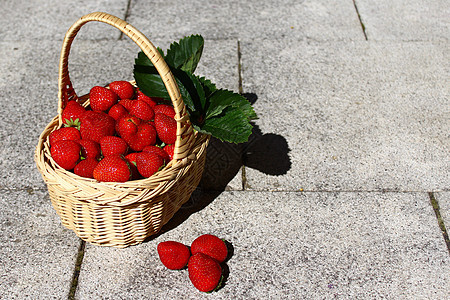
xmin=157 ymin=241 xmax=191 ymax=270
xmin=188 ymin=253 xmax=223 ymax=292
xmin=49 ymin=127 xmax=81 ymax=147
xmin=50 ymin=140 xmax=81 ymax=170
xmin=154 ymin=104 xmax=175 ymax=118
xmin=108 ymin=103 xmax=128 ymax=121
xmin=124 ymin=152 xmax=138 ymax=165
xmin=93 ymin=155 xmax=131 ymax=182
xmin=61 ymin=101 xmax=86 ymax=126
xmin=130 ymin=100 xmax=155 ymax=121
xmin=109 ymin=81 xmax=135 ymax=100
xmin=100 ymin=136 xmax=128 ymax=156
xmin=136 ymin=90 xmax=157 ymax=107
xmin=74 ymin=158 xmax=99 ymax=178
xmin=142 ymin=145 xmax=170 ymax=164
xmin=163 ymin=144 xmax=175 ymax=161
xmin=116 ymin=114 xmax=141 ymax=140
xmin=124 ymin=152 xmax=140 ymax=180
xmin=76 ymin=139 xmax=101 ymax=160
xmin=154 ymin=112 xmax=177 ymax=144
xmin=136 ymin=152 xmax=164 ymax=178
xmin=89 ymin=86 xmax=118 ymax=112
xmin=127 ymin=123 xmax=157 ymax=151
xmin=118 ymin=99 xmax=135 ymax=111
xmin=191 ymin=234 xmax=228 ymax=263
xmin=80 ymin=111 xmax=116 ymax=143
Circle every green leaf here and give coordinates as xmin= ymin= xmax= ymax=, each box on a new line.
xmin=134 ymin=65 xmax=207 ymax=116
xmin=135 ymin=49 xmax=165 ymax=67
xmin=133 ymin=65 xmax=170 ymax=99
xmin=165 ymin=35 xmax=204 ymax=73
xmin=168 ymin=69 xmax=205 ymax=113
xmin=233 ymin=97 xmax=258 ymax=121
xmin=197 ymin=76 xmax=217 ymax=98
xmin=205 ymin=89 xmax=257 ymax=121
xmin=195 ymin=107 xmax=253 ymax=143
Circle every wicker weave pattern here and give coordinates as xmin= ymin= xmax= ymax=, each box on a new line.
xmin=34 ymin=12 xmax=210 ymax=248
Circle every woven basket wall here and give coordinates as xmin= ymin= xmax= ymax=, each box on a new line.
xmin=34 ymin=12 xmax=210 ymax=248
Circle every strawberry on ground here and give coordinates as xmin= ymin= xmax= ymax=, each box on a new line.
xmin=188 ymin=253 xmax=223 ymax=292
xmin=157 ymin=241 xmax=191 ymax=270
xmin=76 ymin=139 xmax=101 ymax=160
xmin=154 ymin=112 xmax=177 ymax=145
xmin=190 ymin=234 xmax=228 ymax=263
xmin=109 ymin=81 xmax=135 ymax=100
xmin=154 ymin=104 xmax=175 ymax=118
xmin=93 ymin=155 xmax=131 ymax=182
xmin=100 ymin=136 xmax=128 ymax=157
xmin=142 ymin=145 xmax=170 ymax=164
xmin=74 ymin=158 xmax=99 ymax=178
xmin=50 ymin=140 xmax=81 ymax=170
xmin=136 ymin=152 xmax=164 ymax=178
xmin=61 ymin=101 xmax=86 ymax=126
xmin=49 ymin=127 xmax=81 ymax=147
xmin=89 ymin=86 xmax=118 ymax=112
xmin=80 ymin=111 xmax=116 ymax=143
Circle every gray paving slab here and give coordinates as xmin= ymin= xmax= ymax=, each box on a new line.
xmin=128 ymin=0 xmax=365 ymax=41
xmin=240 ymin=39 xmax=450 ymax=192
xmin=355 ymin=0 xmax=450 ymax=41
xmin=0 ymin=188 xmax=80 ymax=298
xmin=0 ymin=41 xmax=61 ymax=189
xmin=0 ymin=0 xmax=128 ymax=42
xmin=75 ymin=191 xmax=449 ymax=299
xmin=0 ymin=37 xmax=242 ymax=190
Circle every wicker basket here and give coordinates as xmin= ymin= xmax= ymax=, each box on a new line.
xmin=34 ymin=12 xmax=210 ymax=248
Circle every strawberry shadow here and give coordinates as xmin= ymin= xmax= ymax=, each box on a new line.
xmin=214 ymin=240 xmax=234 ymax=291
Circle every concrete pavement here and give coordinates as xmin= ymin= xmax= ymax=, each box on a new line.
xmin=0 ymin=0 xmax=448 ymax=299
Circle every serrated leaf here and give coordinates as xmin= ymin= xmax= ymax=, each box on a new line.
xmin=234 ymin=98 xmax=258 ymax=121
xmin=135 ymin=49 xmax=165 ymax=67
xmin=205 ymin=89 xmax=257 ymax=121
xmin=170 ymin=69 xmax=206 ymax=113
xmin=134 ymin=64 xmax=207 ymax=116
xmin=133 ymin=66 xmax=170 ymax=99
xmin=196 ymin=107 xmax=253 ymax=143
xmin=197 ymin=76 xmax=217 ymax=98
xmin=165 ymin=35 xmax=204 ymax=73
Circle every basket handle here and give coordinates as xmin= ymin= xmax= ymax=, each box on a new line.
xmin=57 ymin=12 xmax=194 ymax=161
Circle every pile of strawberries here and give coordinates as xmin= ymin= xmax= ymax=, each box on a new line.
xmin=49 ymin=80 xmax=179 ymax=182
xmin=157 ymin=234 xmax=229 ymax=292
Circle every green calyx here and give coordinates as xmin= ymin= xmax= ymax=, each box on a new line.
xmin=64 ymin=118 xmax=81 ymax=130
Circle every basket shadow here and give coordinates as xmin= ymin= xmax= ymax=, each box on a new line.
xmin=145 ymin=93 xmax=291 ymax=240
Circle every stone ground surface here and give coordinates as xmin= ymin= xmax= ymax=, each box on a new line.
xmin=0 ymin=0 xmax=448 ymax=299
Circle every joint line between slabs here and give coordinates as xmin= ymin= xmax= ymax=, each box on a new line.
xmin=352 ymin=0 xmax=368 ymax=40
xmin=68 ymin=239 xmax=86 ymax=300
xmin=237 ymin=40 xmax=247 ymax=191
xmin=428 ymin=192 xmax=450 ymax=255
xmin=118 ymin=0 xmax=133 ymax=40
